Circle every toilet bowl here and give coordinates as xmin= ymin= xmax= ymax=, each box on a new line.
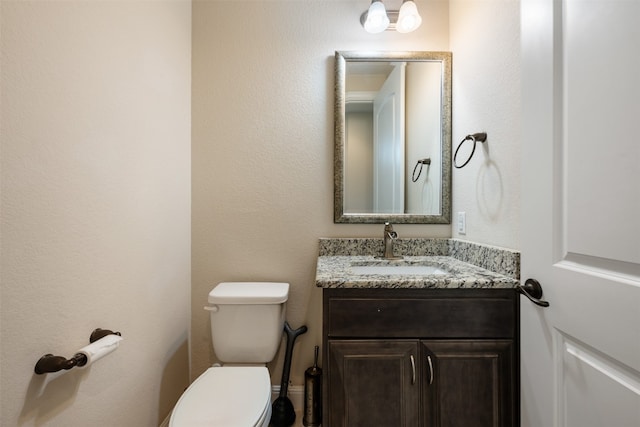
xmin=169 ymin=366 xmax=271 ymax=427
xmin=169 ymin=282 xmax=289 ymax=427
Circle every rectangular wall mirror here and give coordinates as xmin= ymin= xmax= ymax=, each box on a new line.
xmin=334 ymin=51 xmax=452 ymax=224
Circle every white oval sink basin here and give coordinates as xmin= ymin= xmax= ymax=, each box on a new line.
xmin=350 ymin=265 xmax=449 ymax=275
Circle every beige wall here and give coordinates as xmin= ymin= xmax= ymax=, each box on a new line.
xmin=1 ymin=1 xmax=192 ymax=425
xmin=192 ymin=0 xmax=451 ymax=385
xmin=1 ymin=0 xmax=522 ymax=424
xmin=450 ymin=0 xmax=521 ymax=250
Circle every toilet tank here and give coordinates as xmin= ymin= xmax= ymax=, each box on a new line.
xmin=207 ymin=282 xmax=289 ymax=364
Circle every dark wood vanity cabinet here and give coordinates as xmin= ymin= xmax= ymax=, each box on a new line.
xmin=420 ymin=339 xmax=515 ymax=427
xmin=323 ymin=288 xmax=519 ymax=427
xmin=327 ymin=340 xmax=421 ymax=426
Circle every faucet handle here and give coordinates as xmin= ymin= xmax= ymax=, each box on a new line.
xmin=384 ymin=222 xmax=397 ymax=237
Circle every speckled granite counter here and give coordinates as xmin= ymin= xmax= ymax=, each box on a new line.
xmin=316 ymin=238 xmax=520 ymax=289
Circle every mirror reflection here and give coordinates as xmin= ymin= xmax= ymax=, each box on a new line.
xmin=334 ymin=51 xmax=452 ymax=224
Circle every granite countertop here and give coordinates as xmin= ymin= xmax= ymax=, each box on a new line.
xmin=315 ymin=255 xmax=519 ymax=289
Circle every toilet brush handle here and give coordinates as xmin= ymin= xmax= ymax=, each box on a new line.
xmin=279 ymin=322 xmax=308 ymax=397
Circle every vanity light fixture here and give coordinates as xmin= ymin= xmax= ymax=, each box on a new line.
xmin=396 ymin=0 xmax=423 ymax=33
xmin=360 ymin=0 xmax=423 ymax=34
xmin=361 ymin=0 xmax=390 ymax=33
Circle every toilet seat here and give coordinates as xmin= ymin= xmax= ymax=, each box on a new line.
xmin=169 ymin=366 xmax=271 ymax=427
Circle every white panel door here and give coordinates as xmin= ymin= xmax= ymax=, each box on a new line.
xmin=373 ymin=63 xmax=405 ymax=213
xmin=521 ymin=1 xmax=640 ymax=426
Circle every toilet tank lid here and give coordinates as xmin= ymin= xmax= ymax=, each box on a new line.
xmin=208 ymin=282 xmax=289 ymax=304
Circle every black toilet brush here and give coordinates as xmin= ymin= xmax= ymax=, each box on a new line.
xmin=270 ymin=321 xmax=307 ymax=427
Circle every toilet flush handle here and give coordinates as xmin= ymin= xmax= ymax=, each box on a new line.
xmin=204 ymin=305 xmax=219 ymax=312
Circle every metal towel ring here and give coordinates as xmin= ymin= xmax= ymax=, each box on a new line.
xmin=412 ymin=158 xmax=431 ymax=182
xmin=453 ymin=132 xmax=487 ymax=168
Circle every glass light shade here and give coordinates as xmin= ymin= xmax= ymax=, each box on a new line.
xmin=396 ymin=1 xmax=422 ymax=33
xmin=363 ymin=1 xmax=390 ymax=33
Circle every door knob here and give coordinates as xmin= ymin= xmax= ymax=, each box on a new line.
xmin=517 ymin=278 xmax=550 ymax=307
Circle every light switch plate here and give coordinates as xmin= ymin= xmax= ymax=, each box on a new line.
xmin=457 ymin=212 xmax=466 ymax=234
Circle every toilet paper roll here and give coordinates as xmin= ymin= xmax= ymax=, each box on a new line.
xmin=76 ymin=334 xmax=123 ymax=368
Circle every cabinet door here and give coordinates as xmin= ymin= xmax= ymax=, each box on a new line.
xmin=421 ymin=340 xmax=515 ymax=427
xmin=327 ymin=340 xmax=420 ymax=427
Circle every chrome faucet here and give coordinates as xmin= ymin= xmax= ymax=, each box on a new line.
xmin=381 ymin=222 xmax=402 ymax=260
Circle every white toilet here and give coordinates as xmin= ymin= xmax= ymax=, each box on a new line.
xmin=169 ymin=282 xmax=289 ymax=427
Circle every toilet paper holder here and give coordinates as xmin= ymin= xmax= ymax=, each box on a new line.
xmin=34 ymin=328 xmax=122 ymax=375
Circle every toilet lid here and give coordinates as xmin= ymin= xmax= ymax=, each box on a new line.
xmin=169 ymin=366 xmax=271 ymax=427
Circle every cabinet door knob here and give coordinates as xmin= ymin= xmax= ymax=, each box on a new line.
xmin=410 ymin=354 xmax=416 ymax=385
xmin=427 ymin=355 xmax=434 ymax=385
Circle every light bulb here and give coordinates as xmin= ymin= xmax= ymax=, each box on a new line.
xmin=396 ymin=1 xmax=422 ymax=33
xmin=363 ymin=1 xmax=390 ymax=34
